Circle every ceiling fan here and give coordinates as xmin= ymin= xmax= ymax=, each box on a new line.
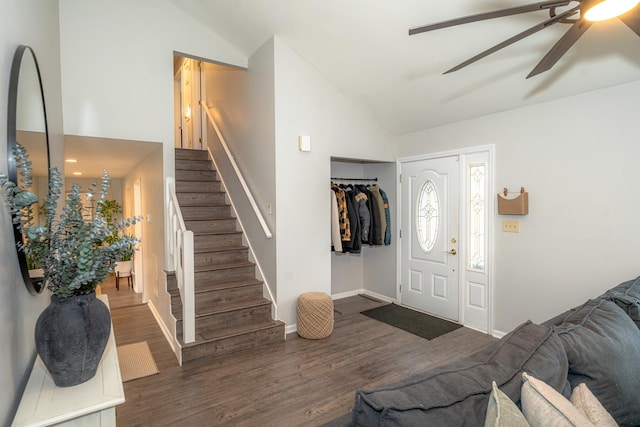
xmin=409 ymin=0 xmax=640 ymax=78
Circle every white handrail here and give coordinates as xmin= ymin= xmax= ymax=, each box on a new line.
xmin=166 ymin=177 xmax=195 ymax=344
xmin=204 ymin=145 xmax=278 ymax=319
xmin=200 ymin=100 xmax=272 ymax=239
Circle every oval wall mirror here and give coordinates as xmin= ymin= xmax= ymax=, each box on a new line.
xmin=7 ymin=45 xmax=51 ymax=294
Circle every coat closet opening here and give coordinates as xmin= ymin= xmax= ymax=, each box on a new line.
xmin=331 ymin=157 xmax=397 ymax=301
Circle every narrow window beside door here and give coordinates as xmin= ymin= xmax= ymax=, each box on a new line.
xmin=468 ymin=165 xmax=485 ymax=271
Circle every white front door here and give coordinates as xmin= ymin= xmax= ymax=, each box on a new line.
xmin=401 ymin=156 xmax=460 ymax=321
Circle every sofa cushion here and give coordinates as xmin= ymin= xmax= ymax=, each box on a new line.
xmin=351 ymin=321 xmax=570 ymax=427
xmin=520 ymin=372 xmax=593 ymax=427
xmin=603 ymin=275 xmax=640 ymax=328
xmin=555 ymin=298 xmax=640 ymax=426
xmin=485 ymin=381 xmax=530 ymax=427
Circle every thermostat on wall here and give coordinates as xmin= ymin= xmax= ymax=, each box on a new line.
xmin=298 ymin=135 xmax=311 ymax=152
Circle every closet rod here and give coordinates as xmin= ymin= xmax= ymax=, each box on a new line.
xmin=331 ymin=177 xmax=378 ymax=182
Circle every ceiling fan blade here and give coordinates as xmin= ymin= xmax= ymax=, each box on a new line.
xmin=527 ymin=19 xmax=592 ymax=78
xmin=619 ymin=6 xmax=640 ymax=37
xmin=409 ymin=0 xmax=571 ymax=35
xmin=444 ymin=6 xmax=580 ymax=74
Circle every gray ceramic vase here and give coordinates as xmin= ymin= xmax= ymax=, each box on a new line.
xmin=35 ymin=292 xmax=111 ymax=387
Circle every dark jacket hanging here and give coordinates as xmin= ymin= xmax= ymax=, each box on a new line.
xmin=379 ymin=188 xmax=391 ymax=246
xmin=354 ymin=189 xmax=370 ymax=243
xmin=343 ymin=189 xmax=361 ymax=254
xmin=360 ymin=186 xmax=382 ymax=246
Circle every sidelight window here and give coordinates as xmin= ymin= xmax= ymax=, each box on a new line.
xmin=468 ymin=165 xmax=485 ymax=271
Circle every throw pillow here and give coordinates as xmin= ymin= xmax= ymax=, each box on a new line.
xmin=485 ymin=381 xmax=530 ymax=427
xmin=555 ymin=298 xmax=640 ymax=426
xmin=570 ymin=383 xmax=617 ymax=427
xmin=521 ymin=373 xmax=593 ymax=427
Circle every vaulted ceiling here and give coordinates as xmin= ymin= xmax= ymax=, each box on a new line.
xmin=172 ymin=0 xmax=640 ymax=136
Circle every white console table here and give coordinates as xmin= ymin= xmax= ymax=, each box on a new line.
xmin=12 ymin=295 xmax=125 ymax=427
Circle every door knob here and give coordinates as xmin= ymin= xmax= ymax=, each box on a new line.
xmin=445 ymin=249 xmax=457 ymax=255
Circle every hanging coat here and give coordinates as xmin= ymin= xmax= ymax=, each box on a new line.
xmin=343 ymin=189 xmax=361 ymax=254
xmin=368 ymin=185 xmax=387 ymax=244
xmin=332 ymin=185 xmax=351 ymax=243
xmin=354 ymin=189 xmax=370 ymax=243
xmin=330 ymin=189 xmax=342 ymax=252
xmin=379 ymin=188 xmax=391 ymax=246
xmin=360 ymin=186 xmax=382 ymax=246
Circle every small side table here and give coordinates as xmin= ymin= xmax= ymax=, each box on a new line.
xmin=12 ymin=295 xmax=125 ymax=426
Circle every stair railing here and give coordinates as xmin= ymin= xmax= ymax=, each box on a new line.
xmin=166 ymin=177 xmax=196 ymax=344
xmin=200 ymin=101 xmax=277 ymax=318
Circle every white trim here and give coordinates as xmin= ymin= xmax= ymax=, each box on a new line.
xmin=147 ymin=299 xmax=181 ymax=365
xmin=205 ymin=145 xmax=278 ymax=319
xmin=201 ymin=101 xmax=272 ymax=238
xmin=397 ymin=145 xmax=495 ymax=335
xmin=491 ymin=329 xmax=508 ymax=339
xmin=331 ymin=288 xmax=397 ymax=303
xmin=285 ymin=324 xmax=297 ymax=335
xmin=397 ymin=144 xmax=495 ymax=164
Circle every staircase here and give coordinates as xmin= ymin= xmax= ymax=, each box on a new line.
xmin=170 ymin=148 xmax=284 ymax=362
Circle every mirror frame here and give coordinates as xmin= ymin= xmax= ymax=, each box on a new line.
xmin=7 ymin=45 xmax=51 ymax=294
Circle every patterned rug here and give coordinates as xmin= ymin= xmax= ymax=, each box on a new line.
xmin=117 ymin=341 xmax=159 ymax=382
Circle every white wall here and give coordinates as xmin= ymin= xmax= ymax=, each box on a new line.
xmin=273 ymin=37 xmax=396 ymax=327
xmin=397 ymin=80 xmax=640 ymax=334
xmin=0 ymin=1 xmax=64 ymax=424
xmin=121 ymin=145 xmax=165 ymax=316
xmin=58 ymin=0 xmax=248 ymax=271
xmin=203 ymin=38 xmax=277 ymax=295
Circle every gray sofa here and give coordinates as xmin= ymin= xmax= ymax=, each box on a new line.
xmin=329 ymin=276 xmax=640 ymax=426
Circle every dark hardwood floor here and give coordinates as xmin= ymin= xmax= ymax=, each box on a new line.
xmin=111 ymin=295 xmax=496 ymax=426
xmin=99 ymin=273 xmax=143 ymax=309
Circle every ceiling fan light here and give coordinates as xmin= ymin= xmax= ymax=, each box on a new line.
xmin=584 ymin=0 xmax=640 ymax=21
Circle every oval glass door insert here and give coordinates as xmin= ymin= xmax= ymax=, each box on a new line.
xmin=416 ymin=180 xmax=439 ymax=252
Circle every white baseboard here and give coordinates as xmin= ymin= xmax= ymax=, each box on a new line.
xmin=331 ymin=288 xmax=397 ymax=304
xmin=285 ymin=324 xmax=297 ymax=335
xmin=147 ymin=300 xmax=181 ymax=364
xmin=360 ymin=289 xmax=397 ymax=304
xmin=491 ymin=329 xmax=508 ymax=339
xmin=331 ymin=288 xmax=397 ymax=303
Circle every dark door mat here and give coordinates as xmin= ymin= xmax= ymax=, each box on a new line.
xmin=361 ymin=303 xmax=463 ymax=340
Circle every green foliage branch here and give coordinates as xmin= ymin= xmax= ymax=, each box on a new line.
xmin=0 ymin=144 xmax=141 ymax=297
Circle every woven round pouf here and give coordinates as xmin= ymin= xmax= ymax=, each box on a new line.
xmin=296 ymin=292 xmax=334 ymax=339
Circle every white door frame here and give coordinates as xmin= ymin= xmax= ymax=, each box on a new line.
xmin=133 ymin=178 xmax=145 ymax=300
xmin=397 ymin=145 xmax=495 ymax=334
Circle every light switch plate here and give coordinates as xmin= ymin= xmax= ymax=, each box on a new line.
xmin=298 ymin=135 xmax=311 ymax=152
xmin=502 ymin=220 xmax=520 ymax=233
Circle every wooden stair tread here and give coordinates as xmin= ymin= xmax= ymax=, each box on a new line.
xmin=194 ymin=260 xmax=255 ymax=273
xmin=194 ymin=297 xmax=271 ymax=317
xmin=194 ymin=278 xmax=262 ymax=293
xmin=181 ymin=320 xmax=285 ymax=345
xmin=181 ymin=204 xmax=228 ymax=209
xmin=194 ymin=245 xmax=246 ymax=254
xmin=192 ymin=230 xmax=242 ymax=237
xmin=175 ymin=176 xmax=218 ymax=182
xmin=168 ymin=279 xmax=261 ymax=297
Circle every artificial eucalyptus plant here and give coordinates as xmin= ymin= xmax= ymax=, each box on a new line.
xmin=0 ymin=143 xmax=140 ymax=297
